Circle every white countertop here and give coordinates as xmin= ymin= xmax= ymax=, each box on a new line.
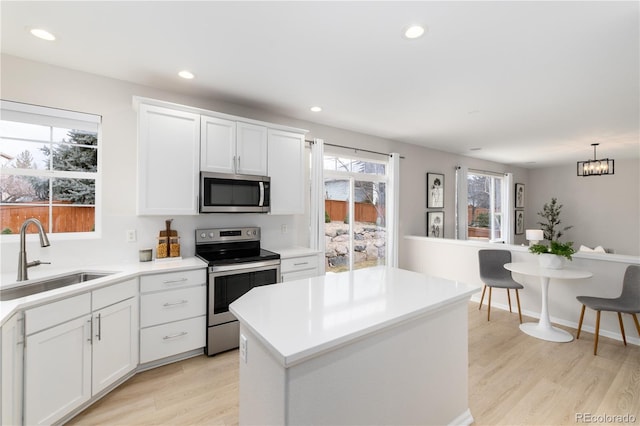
xmin=0 ymin=257 xmax=207 ymax=326
xmin=229 ymin=266 xmax=480 ymax=367
xmin=266 ymin=246 xmax=321 ymax=258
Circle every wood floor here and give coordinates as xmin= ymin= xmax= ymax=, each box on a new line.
xmin=68 ymin=302 xmax=640 ymax=425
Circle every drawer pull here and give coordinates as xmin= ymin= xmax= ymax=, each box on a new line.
xmin=294 ymin=262 xmax=309 ymax=266
xmin=163 ymin=300 xmax=188 ymax=308
xmin=163 ymin=331 xmax=188 ymax=340
xmin=162 ymin=277 xmax=188 ymax=285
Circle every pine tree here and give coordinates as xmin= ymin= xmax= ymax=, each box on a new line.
xmin=38 ymin=130 xmax=97 ymax=204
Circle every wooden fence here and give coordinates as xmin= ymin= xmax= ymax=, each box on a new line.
xmin=325 ymin=200 xmax=381 ymax=223
xmin=0 ymin=204 xmax=95 ymax=234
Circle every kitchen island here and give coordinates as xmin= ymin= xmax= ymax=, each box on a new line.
xmin=229 ymin=266 xmax=480 ymax=425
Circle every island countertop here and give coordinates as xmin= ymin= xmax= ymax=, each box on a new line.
xmin=229 ymin=266 xmax=480 ymax=367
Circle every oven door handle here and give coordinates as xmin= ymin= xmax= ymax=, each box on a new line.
xmin=258 ymin=181 xmax=265 ymax=207
xmin=209 ymin=260 xmax=281 ymax=275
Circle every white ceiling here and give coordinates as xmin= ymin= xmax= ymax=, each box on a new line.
xmin=2 ymin=1 xmax=639 ymax=167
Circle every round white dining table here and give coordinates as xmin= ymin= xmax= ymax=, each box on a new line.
xmin=504 ymin=262 xmax=593 ymax=342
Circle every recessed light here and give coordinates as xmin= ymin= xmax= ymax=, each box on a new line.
xmin=310 ymin=106 xmax=322 ymax=112
xmin=30 ymin=28 xmax=56 ymax=41
xmin=403 ymin=25 xmax=425 ymax=40
xmin=178 ymin=70 xmax=195 ymax=79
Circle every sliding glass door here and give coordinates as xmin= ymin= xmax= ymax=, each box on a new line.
xmin=324 ymin=155 xmax=387 ymax=273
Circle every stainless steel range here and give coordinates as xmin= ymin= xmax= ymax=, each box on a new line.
xmin=195 ymin=227 xmax=281 ymax=356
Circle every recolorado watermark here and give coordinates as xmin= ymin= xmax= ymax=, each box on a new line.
xmin=576 ymin=413 xmax=637 ymax=423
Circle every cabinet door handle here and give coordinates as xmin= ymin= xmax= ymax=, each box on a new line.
xmin=163 ymin=300 xmax=188 ymax=308
xmin=294 ymin=262 xmax=309 ymax=266
xmin=86 ymin=318 xmax=93 ymax=344
xmin=163 ymin=331 xmax=188 ymax=340
xmin=162 ymin=278 xmax=188 ymax=285
xmin=237 ymin=156 xmax=241 ymax=171
xmin=233 ymin=155 xmax=237 ymax=173
xmin=95 ymin=313 xmax=102 ymax=341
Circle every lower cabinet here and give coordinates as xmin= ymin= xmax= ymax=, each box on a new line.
xmin=1 ymin=312 xmax=24 ymax=426
xmin=24 ymin=280 xmax=138 ymax=425
xmin=139 ymin=269 xmax=206 ymax=364
xmin=280 ymin=253 xmax=322 ymax=282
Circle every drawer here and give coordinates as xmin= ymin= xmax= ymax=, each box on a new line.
xmin=26 ymin=293 xmax=91 ymax=335
xmin=140 ymin=285 xmax=206 ymax=327
xmin=139 ymin=316 xmax=206 ymax=363
xmin=281 ymin=255 xmax=319 ymax=274
xmin=282 ymin=269 xmax=320 ymax=282
xmin=93 ymin=278 xmax=137 ymax=311
xmin=140 ymin=269 xmax=206 ymax=293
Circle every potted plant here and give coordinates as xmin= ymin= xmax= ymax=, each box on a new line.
xmin=529 ymin=240 xmax=576 ymax=269
xmin=528 ymin=198 xmax=575 ymax=269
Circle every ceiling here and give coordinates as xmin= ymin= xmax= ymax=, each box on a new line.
xmin=2 ymin=1 xmax=639 ymax=167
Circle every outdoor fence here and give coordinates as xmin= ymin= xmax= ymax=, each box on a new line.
xmin=325 ymin=200 xmax=381 ymax=223
xmin=1 ymin=204 xmax=95 ymax=233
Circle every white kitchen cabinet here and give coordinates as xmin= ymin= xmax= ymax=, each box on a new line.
xmin=201 ymin=116 xmax=267 ymax=176
xmin=137 ymin=103 xmax=200 ymax=215
xmin=268 ymin=129 xmax=306 ymax=215
xmin=24 ymin=280 xmax=138 ymax=425
xmin=25 ymin=308 xmax=92 ymax=426
xmin=139 ymin=268 xmax=206 ymax=364
xmin=92 ymin=297 xmax=138 ymax=395
xmin=1 ymin=312 xmax=23 ymax=426
xmin=280 ymin=253 xmax=322 ymax=282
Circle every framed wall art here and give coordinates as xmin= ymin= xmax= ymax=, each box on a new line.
xmin=427 ymin=173 xmax=444 ymax=209
xmin=515 ymin=210 xmax=524 ymax=235
xmin=515 ymin=183 xmax=525 ymax=209
xmin=427 ymin=211 xmax=444 ymax=238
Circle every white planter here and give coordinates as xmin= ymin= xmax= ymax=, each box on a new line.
xmin=538 ymin=253 xmax=565 ymax=269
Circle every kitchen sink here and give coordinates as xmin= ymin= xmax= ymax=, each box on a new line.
xmin=0 ymin=271 xmax=116 ymax=301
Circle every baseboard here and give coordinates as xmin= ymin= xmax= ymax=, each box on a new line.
xmin=448 ymin=408 xmax=474 ymax=426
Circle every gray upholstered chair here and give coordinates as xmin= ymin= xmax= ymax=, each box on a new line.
xmin=478 ymin=249 xmax=523 ymax=322
xmin=576 ymin=264 xmax=640 ymax=355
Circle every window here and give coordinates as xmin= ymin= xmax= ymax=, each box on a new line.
xmin=0 ymin=100 xmax=101 ymax=236
xmin=324 ymin=154 xmax=388 ymax=272
xmin=467 ymin=171 xmax=504 ymax=241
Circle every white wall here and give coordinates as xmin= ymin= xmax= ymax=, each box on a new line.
xmin=527 ymin=160 xmax=640 ymax=256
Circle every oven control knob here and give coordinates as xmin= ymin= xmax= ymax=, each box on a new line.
xmin=209 ymin=232 xmax=215 ymax=238
xmin=200 ymin=232 xmax=206 ymax=239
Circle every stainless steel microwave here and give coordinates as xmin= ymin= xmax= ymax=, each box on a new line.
xmin=200 ymin=172 xmax=270 ymax=213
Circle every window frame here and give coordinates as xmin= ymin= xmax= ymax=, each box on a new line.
xmin=466 ymin=170 xmax=506 ymax=243
xmin=0 ymin=100 xmax=102 ymax=240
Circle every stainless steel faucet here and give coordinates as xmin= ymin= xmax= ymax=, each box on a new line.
xmin=17 ymin=218 xmax=51 ymax=281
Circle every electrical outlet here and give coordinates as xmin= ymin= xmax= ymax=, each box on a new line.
xmin=281 ymin=224 xmax=288 ymax=234
xmin=240 ymin=334 xmax=248 ymax=363
xmin=126 ymin=229 xmax=137 ymax=242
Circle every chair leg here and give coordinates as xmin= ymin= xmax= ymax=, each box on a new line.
xmin=617 ymin=312 xmax=627 ymax=346
xmin=515 ymin=289 xmax=522 ymax=324
xmin=487 ymin=287 xmax=492 ymax=321
xmin=633 ymin=313 xmax=640 ymax=336
xmin=479 ymin=285 xmax=487 ymax=310
xmin=506 ymin=289 xmax=512 ymax=313
xmin=594 ymin=311 xmax=601 ymax=356
xmin=577 ymin=305 xmax=586 ymax=340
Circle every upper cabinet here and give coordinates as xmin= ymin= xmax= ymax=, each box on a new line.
xmin=135 ymin=97 xmax=306 ymax=216
xmin=268 ymin=129 xmax=305 ymax=215
xmin=201 ymin=117 xmax=267 ymax=176
xmin=137 ymin=104 xmax=200 ymax=215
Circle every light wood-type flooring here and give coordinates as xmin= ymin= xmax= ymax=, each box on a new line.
xmin=69 ymin=302 xmax=640 ymax=425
